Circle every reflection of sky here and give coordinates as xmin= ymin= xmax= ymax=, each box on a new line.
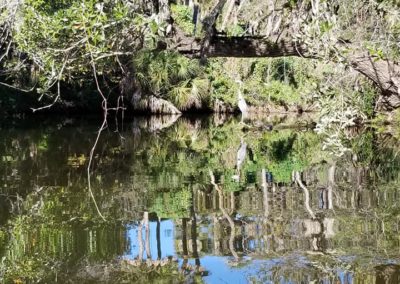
xmin=123 ymin=220 xmax=359 ymax=284
xmin=125 ymin=220 xmax=175 ymax=260
xmin=183 ymin=256 xmax=272 ymax=284
xmin=197 ymin=257 xmax=355 ymax=284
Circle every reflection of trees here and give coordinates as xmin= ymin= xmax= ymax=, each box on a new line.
xmin=156 ymin=217 xmax=161 ymax=260
xmin=179 ymin=188 xmax=207 ymax=278
xmin=2 ymin=118 xmax=400 ymax=282
xmin=261 ymin=169 xmax=269 ymax=218
xmin=136 ymin=211 xmax=151 ymax=260
xmin=210 ymin=170 xmax=239 ymax=261
xmin=295 ymin=171 xmax=316 ymax=219
xmin=181 ymin=217 xmax=189 ymax=270
xmin=190 ymin=193 xmax=201 ymax=269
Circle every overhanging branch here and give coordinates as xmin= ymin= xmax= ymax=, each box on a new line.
xmin=177 ymin=35 xmax=308 ymax=58
xmin=164 ymin=1 xmax=400 ymax=107
xmin=201 ymin=0 xmax=227 ymax=60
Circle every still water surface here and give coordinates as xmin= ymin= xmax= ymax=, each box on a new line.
xmin=0 ymin=115 xmax=400 ymax=283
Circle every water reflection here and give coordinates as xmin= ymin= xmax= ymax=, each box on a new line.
xmin=1 ymin=115 xmax=400 ymax=283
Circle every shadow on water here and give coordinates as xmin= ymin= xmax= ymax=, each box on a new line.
xmin=1 ymin=114 xmax=400 ymax=283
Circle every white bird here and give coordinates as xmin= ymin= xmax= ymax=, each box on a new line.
xmin=235 ymin=80 xmax=248 ymax=121
xmin=232 ymin=138 xmax=247 ymax=182
xmin=236 ymin=139 xmax=247 ymax=170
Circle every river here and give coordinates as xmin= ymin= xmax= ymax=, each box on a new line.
xmin=0 ymin=114 xmax=399 ymax=283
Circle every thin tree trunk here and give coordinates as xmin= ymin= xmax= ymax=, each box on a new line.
xmin=156 ymin=217 xmax=161 ymax=259
xmin=158 ymin=0 xmax=171 ymax=23
xmin=261 ymin=168 xmax=269 ymax=218
xmin=221 ymin=0 xmax=236 ymax=31
xmin=190 ymin=188 xmax=201 ymax=268
xmin=144 ymin=211 xmax=151 ymax=259
xmin=213 ymin=214 xmax=221 ymax=254
xmin=209 ymin=170 xmax=239 ymax=260
xmin=295 ymin=171 xmax=316 ymax=219
xmin=181 ymin=217 xmax=189 ymax=269
xmin=138 ymin=219 xmax=144 ymax=261
xmin=327 ymin=163 xmax=335 ymax=210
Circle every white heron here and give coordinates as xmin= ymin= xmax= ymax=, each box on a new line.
xmin=236 ymin=139 xmax=247 ymax=170
xmin=235 ymin=80 xmax=248 ymax=121
xmin=232 ymin=138 xmax=247 ymax=182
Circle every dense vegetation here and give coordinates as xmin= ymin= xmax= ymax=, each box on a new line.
xmin=0 ymin=0 xmax=399 ymax=120
xmin=1 ymin=1 xmax=400 ymax=282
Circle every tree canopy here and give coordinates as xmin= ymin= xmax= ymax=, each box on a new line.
xmin=0 ymin=0 xmax=399 ymax=114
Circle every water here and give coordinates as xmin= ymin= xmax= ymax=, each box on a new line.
xmin=1 ymin=115 xmax=400 ymax=283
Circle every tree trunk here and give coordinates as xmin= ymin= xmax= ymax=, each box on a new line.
xmin=158 ymin=0 xmax=171 ymax=23
xmin=175 ymin=33 xmax=305 ymax=58
xmin=209 ymin=170 xmax=239 ymax=260
xmin=349 ymin=53 xmax=400 ymax=110
xmin=295 ymin=171 xmax=316 ymax=219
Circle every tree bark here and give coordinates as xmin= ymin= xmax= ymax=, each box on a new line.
xmin=200 ymin=0 xmax=228 ymax=60
xmin=349 ymin=53 xmax=400 ymax=109
xmin=175 ymin=32 xmax=306 ymax=58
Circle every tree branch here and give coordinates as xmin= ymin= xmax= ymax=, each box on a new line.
xmin=200 ymin=0 xmax=227 ymax=60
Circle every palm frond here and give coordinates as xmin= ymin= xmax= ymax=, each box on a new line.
xmin=169 ymin=80 xmax=193 ymax=110
xmin=169 ymin=79 xmax=211 ymax=110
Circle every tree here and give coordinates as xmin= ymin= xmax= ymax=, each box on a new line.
xmin=1 ymin=0 xmax=399 ymax=112
xmin=163 ymin=0 xmax=400 ymax=110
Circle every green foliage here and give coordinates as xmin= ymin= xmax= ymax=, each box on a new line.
xmin=234 ymin=57 xmax=318 ymax=108
xmin=170 ymin=78 xmax=210 ymax=110
xmin=206 ymin=60 xmax=238 ymax=107
xmin=359 ymin=83 xmax=378 ymax=118
xmin=133 ymin=50 xmax=212 ymax=110
xmin=258 ymin=130 xmax=324 ymax=182
xmin=390 ymin=108 xmax=400 ymax=139
xmin=171 ymin=4 xmax=196 ymax=36
xmin=12 ymin=0 xmax=156 ymax=96
xmin=226 ymin=24 xmax=245 ymax=37
xmin=150 ymin=189 xmax=192 ymax=219
xmin=349 ymin=131 xmax=375 ymax=166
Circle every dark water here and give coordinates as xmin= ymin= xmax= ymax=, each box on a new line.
xmin=1 ymin=115 xmax=400 ymax=283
